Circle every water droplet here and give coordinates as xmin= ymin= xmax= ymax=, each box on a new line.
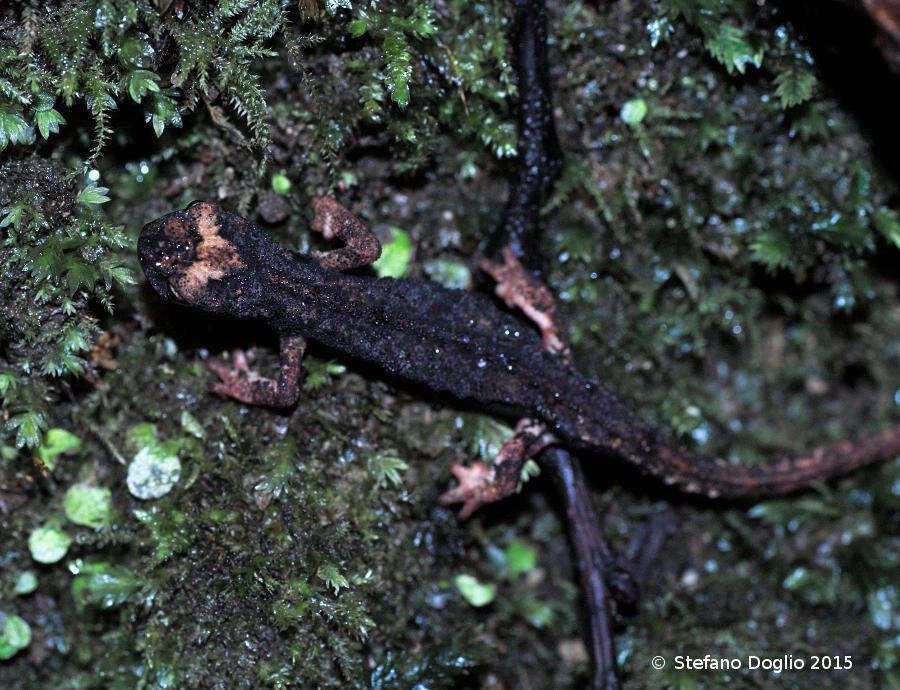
xmin=692 ymin=425 xmax=709 ymax=445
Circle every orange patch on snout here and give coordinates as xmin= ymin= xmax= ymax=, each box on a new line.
xmin=171 ymin=203 xmax=245 ymax=302
xmin=190 ymin=202 xmax=220 ymax=237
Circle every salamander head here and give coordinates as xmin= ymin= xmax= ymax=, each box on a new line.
xmin=138 ymin=201 xmax=265 ymax=316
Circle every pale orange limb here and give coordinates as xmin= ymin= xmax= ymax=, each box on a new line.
xmin=438 ymin=418 xmax=556 ymax=519
xmin=480 ymin=247 xmax=570 ymax=358
xmin=309 ymin=196 xmax=381 ymax=271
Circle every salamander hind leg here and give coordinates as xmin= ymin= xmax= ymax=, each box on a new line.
xmin=207 ymin=335 xmax=306 ymax=408
xmin=309 ymin=196 xmax=381 ymax=271
xmin=439 ymin=418 xmax=557 ymax=519
xmin=481 ymin=246 xmax=570 ymax=358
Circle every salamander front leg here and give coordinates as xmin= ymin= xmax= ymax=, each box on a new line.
xmin=439 ymin=418 xmax=556 ymax=519
xmin=309 ymin=196 xmax=382 ymax=271
xmin=207 ymin=335 xmax=306 ymax=408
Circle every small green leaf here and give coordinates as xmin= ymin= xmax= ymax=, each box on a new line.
xmin=127 ymin=444 xmax=181 ymax=499
xmin=125 ymin=423 xmax=158 ymax=450
xmin=302 ymin=358 xmax=347 ymax=391
xmin=64 ymin=484 xmax=112 ymax=529
xmin=520 ymin=458 xmax=540 ymax=483
xmin=773 ymin=68 xmax=816 ymax=109
xmin=750 ymin=232 xmax=792 ymax=271
xmin=347 ymin=9 xmax=371 ymax=36
xmin=318 ymin=565 xmax=350 ymax=595
xmin=0 ymin=110 xmax=33 ymax=149
xmin=76 ymin=183 xmax=110 ymax=206
xmin=706 ymin=24 xmax=762 ymax=74
xmin=454 ymin=574 xmax=496 ymax=607
xmin=180 ymin=411 xmax=205 ymax=439
xmin=28 ymin=526 xmax=72 ymax=564
xmin=620 ymin=99 xmax=648 ymax=127
xmin=127 ymin=69 xmax=161 ymax=103
xmin=519 ymin=596 xmax=553 ymax=628
xmin=118 ymin=36 xmax=154 ymax=68
xmin=13 ymin=571 xmax=37 ymax=596
xmin=505 ymin=539 xmax=538 ymax=577
xmin=383 ymin=32 xmax=411 ymax=108
xmin=478 ymin=116 xmax=517 ymax=158
xmin=36 ymin=428 xmax=82 ymax=471
xmin=271 ymin=173 xmax=291 ymax=194
xmin=151 ymin=112 xmax=165 ymax=137
xmin=64 ymin=262 xmax=98 ymax=291
xmin=10 ymin=411 xmax=45 ymax=449
xmin=782 ymin=566 xmax=839 ymax=605
xmin=368 ymin=452 xmax=408 ymax=488
xmin=0 ymin=373 xmax=15 ymax=396
xmin=423 ymin=259 xmax=470 ymax=289
xmin=0 ymin=613 xmax=31 ymax=660
xmin=71 ymin=560 xmax=140 ymax=608
xmin=372 ymin=227 xmax=411 ymax=278
xmin=34 ymin=108 xmax=66 ymax=139
xmin=873 ymin=207 xmax=900 ymax=248
xmin=0 ymin=203 xmax=24 ymax=229
xmin=148 ymin=94 xmax=181 ymax=137
xmin=105 ymin=265 xmax=136 ymax=287
xmin=348 ymin=19 xmax=368 ymax=36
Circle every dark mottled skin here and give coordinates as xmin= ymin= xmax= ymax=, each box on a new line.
xmin=139 ymin=201 xmax=900 ymax=500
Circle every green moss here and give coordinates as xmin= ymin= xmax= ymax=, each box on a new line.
xmin=0 ymin=159 xmax=132 ymax=451
xmin=70 ymin=560 xmax=142 ymax=609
